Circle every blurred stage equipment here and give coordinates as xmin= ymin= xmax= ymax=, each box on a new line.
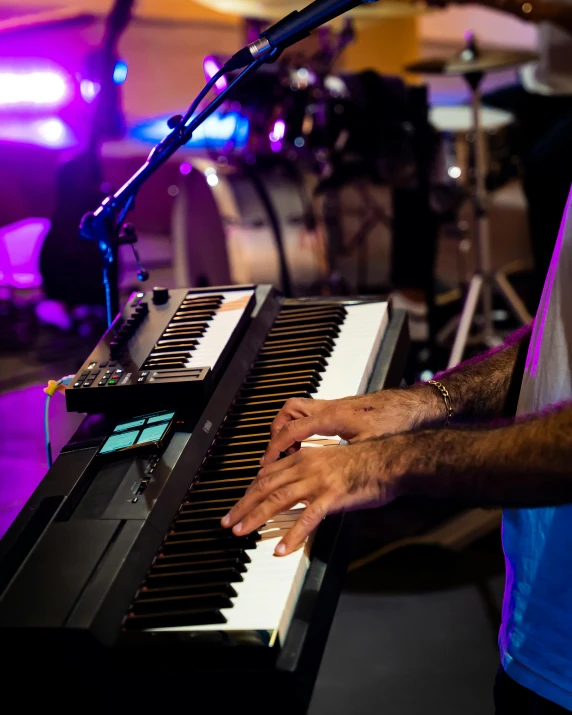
xmin=430 ymin=105 xmax=517 ymax=193
xmin=39 ymin=0 xmax=136 ymax=311
xmin=406 ymin=35 xmax=535 ymax=367
xmin=202 ymin=4 xmax=436 ymax=296
xmin=0 ymin=218 xmax=51 ymax=350
xmin=193 ymin=0 xmax=431 ymax=22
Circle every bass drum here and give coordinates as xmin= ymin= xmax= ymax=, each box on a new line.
xmin=172 ymin=156 xmax=327 ymax=292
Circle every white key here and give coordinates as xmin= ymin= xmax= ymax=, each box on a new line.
xmin=151 ymin=513 xmax=310 ymax=644
xmin=308 ymin=302 xmax=388 ymax=440
xmin=313 ymin=302 xmax=389 ymax=401
xmin=184 ymin=289 xmax=254 ymax=370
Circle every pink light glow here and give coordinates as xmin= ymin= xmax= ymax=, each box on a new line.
xmin=0 ymin=70 xmax=70 ymax=107
xmin=179 ymin=162 xmax=192 ymax=175
xmin=269 ymin=119 xmax=286 ymax=143
xmin=80 ymin=79 xmax=100 ymax=103
xmin=270 ymin=140 xmax=283 ymax=153
xmin=203 ymin=57 xmax=228 ymax=92
xmin=0 ymin=116 xmax=76 ymax=148
xmin=0 ymin=218 xmax=51 ymax=289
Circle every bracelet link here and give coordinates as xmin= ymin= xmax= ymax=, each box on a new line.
xmin=427 ymin=379 xmax=454 ymax=427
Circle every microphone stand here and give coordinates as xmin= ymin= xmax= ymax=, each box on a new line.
xmin=80 ymin=56 xmax=269 ymax=325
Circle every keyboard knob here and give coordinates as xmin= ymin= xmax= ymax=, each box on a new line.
xmin=152 ymin=287 xmax=170 ymax=306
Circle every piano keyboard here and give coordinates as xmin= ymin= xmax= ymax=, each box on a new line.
xmin=125 ymin=300 xmax=389 ymax=642
xmin=66 ymin=285 xmax=258 ymax=414
xmin=143 ymin=289 xmax=255 ymax=373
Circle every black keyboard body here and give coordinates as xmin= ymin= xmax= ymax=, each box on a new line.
xmin=0 ymin=287 xmax=409 ymax=713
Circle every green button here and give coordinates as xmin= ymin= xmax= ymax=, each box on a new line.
xmin=108 ymin=379 xmax=118 ymax=385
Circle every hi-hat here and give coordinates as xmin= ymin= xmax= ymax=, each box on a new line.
xmin=193 ymin=0 xmax=432 ymax=21
xmin=405 ymin=48 xmax=538 ymax=76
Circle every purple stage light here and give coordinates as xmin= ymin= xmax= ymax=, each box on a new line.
xmin=269 ymin=119 xmax=286 ymax=143
xmin=180 ymin=162 xmax=192 ymax=175
xmin=203 ymin=56 xmax=228 ymax=92
xmin=0 ymin=116 xmax=76 ymax=148
xmin=0 ymin=69 xmax=70 ymax=108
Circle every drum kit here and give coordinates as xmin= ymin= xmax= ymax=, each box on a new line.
xmin=176 ymin=1 xmax=540 ymax=363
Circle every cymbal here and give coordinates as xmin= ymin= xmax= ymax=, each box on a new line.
xmin=193 ymin=0 xmax=432 ymax=21
xmin=405 ymin=49 xmax=539 ymax=76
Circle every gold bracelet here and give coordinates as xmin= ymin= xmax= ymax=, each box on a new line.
xmin=427 ymin=380 xmax=453 ymax=427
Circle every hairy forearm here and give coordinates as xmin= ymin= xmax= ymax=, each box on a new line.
xmin=472 ymin=0 xmax=572 ymax=35
xmin=430 ymin=323 xmax=533 ymax=423
xmin=387 ymin=400 xmax=572 ymax=508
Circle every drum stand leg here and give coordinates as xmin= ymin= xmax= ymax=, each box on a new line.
xmin=447 ymin=75 xmax=532 ymax=369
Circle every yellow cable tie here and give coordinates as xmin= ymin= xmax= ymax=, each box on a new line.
xmin=43 ymin=380 xmax=59 ymax=397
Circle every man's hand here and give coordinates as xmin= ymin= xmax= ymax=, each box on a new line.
xmin=221 ymin=441 xmax=405 ymax=556
xmin=261 ymin=388 xmax=443 ymax=466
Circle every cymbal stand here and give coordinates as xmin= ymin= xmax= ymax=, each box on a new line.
xmin=447 ymin=71 xmax=532 ymax=369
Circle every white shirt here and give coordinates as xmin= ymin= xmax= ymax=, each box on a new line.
xmin=499 ymin=185 xmax=572 ymax=709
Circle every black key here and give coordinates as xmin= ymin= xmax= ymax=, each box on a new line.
xmin=163 ymin=324 xmax=206 ymax=332
xmin=245 ymin=370 xmax=322 ymax=385
xmin=124 ymin=607 xmax=226 ymax=630
xmin=269 ymin=319 xmax=341 ymax=335
xmin=152 ymin=342 xmax=197 ymax=352
xmin=155 ymin=549 xmax=250 ymax=565
xmin=146 ymin=566 xmax=244 ymax=587
xmin=172 ymin=310 xmax=216 ymax=321
xmin=131 ymin=592 xmax=233 ymax=615
xmin=137 ymin=583 xmax=238 ymax=599
xmin=192 ymin=478 xmax=255 ymax=492
xmin=162 ymin=534 xmax=258 ymax=552
xmin=225 ymin=409 xmax=280 ymax=423
xmin=268 ymin=325 xmax=340 ymax=341
xmin=239 ymin=379 xmax=318 ymax=397
xmin=144 ymin=361 xmax=187 ymax=370
xmin=205 ymin=455 xmax=264 ymax=467
xmin=148 ymin=352 xmax=193 ymax=362
xmin=236 ymin=394 xmax=309 ymax=411
xmin=184 ymin=484 xmax=249 ymax=502
xmin=219 ymin=426 xmax=272 ymax=441
xmin=151 ymin=557 xmax=247 ymax=574
xmin=178 ymin=502 xmax=238 ymax=517
xmin=258 ymin=346 xmax=333 ymax=360
xmin=250 ymin=357 xmax=328 ymax=375
xmin=211 ymin=439 xmax=269 ymax=455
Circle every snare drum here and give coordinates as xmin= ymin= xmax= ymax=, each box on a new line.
xmin=430 ymin=105 xmax=518 ymax=191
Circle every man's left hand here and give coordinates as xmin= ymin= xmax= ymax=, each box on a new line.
xmin=221 ymin=441 xmax=405 ymax=556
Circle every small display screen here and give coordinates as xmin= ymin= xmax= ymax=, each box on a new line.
xmin=148 ymin=412 xmax=175 ymax=425
xmin=137 ymin=423 xmax=170 ymax=444
xmin=98 ymin=411 xmax=175 ymax=456
xmin=114 ymin=419 xmax=145 ymax=433
xmin=99 ymin=430 xmax=139 ymax=454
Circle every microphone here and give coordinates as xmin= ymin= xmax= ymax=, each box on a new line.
xmin=224 ymin=0 xmax=378 ymax=71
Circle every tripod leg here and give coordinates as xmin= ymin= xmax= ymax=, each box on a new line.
xmin=448 ymin=274 xmax=483 ymax=368
xmin=494 ymin=271 xmax=533 ymax=324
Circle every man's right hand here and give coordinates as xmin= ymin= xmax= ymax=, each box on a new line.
xmin=261 ymin=387 xmax=444 ymax=466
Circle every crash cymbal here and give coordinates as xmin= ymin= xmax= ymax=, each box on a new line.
xmin=193 ymin=0 xmax=432 ymax=21
xmin=405 ymin=48 xmax=539 ymax=76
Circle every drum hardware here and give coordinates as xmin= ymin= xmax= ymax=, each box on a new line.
xmin=406 ymin=35 xmax=534 ymax=367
